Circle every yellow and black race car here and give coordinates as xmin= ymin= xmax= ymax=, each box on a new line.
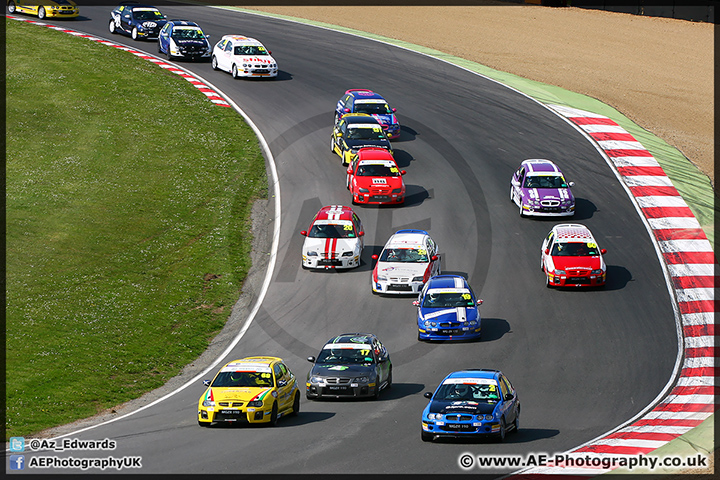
xmin=331 ymin=113 xmax=393 ymax=166
xmin=7 ymin=0 xmax=79 ymax=19
xmin=197 ymin=356 xmax=300 ymax=427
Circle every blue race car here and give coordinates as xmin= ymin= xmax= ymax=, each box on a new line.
xmin=421 ymin=369 xmax=520 ymax=442
xmin=335 ymin=89 xmax=400 ymax=139
xmin=414 ymin=275 xmax=483 ymax=341
xmin=108 ymin=2 xmax=167 ymax=41
xmin=157 ymin=20 xmax=211 ymax=61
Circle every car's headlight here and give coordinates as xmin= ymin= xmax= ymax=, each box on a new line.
xmin=424 ymin=321 xmax=431 ymax=327
xmin=377 ymin=275 xmax=387 ymax=281
xmin=554 ymin=269 xmax=566 ymax=275
xmin=427 ymin=413 xmax=439 ymax=420
xmin=310 ymin=376 xmax=324 ymax=383
xmin=354 ymin=377 xmax=370 ymax=384
xmin=591 ymin=269 xmax=604 ymax=274
xmin=484 ymin=414 xmax=494 ymax=421
xmin=247 ymin=400 xmax=263 ymax=407
xmin=412 ymin=276 xmax=424 ymax=282
xmin=468 ymin=320 xmax=477 ymax=326
xmin=306 ymin=251 xmax=318 ymax=257
xmin=342 ymin=251 xmax=353 ymax=257
xmin=359 ymin=188 xmax=369 ymax=193
xmin=350 ymin=148 xmax=359 ymax=154
xmin=392 ymin=188 xmax=402 ymax=193
xmin=202 ymin=400 xmax=215 ymax=407
xmin=243 ymin=63 xmax=250 ymax=67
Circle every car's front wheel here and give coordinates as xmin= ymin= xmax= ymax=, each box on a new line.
xmin=290 ymin=392 xmax=300 ymax=417
xmin=510 ymin=185 xmax=515 ymax=203
xmin=495 ymin=417 xmax=507 ymax=443
xmin=37 ymin=6 xmax=46 ymax=19
xmin=108 ymin=19 xmax=116 ymax=34
xmin=211 ymin=56 xmax=219 ymax=71
xmin=8 ymin=1 xmax=16 ymax=13
xmin=231 ymin=64 xmax=239 ymax=79
xmin=269 ymin=402 xmax=278 ymax=426
xmin=131 ymin=27 xmax=138 ymax=40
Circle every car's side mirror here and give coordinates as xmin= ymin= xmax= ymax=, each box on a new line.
xmin=424 ymin=392 xmax=433 ymax=399
xmin=278 ymin=379 xmax=287 ymax=387
xmin=358 ymin=231 xmax=365 ymax=237
xmin=477 ymin=299 xmax=484 ymax=305
xmin=601 ymin=248 xmax=607 ymax=254
xmin=412 ymin=300 xmax=420 ymax=306
xmin=268 ymin=50 xmax=272 ymax=54
xmin=392 ymin=108 xmax=397 ymax=113
xmin=335 ymin=131 xmax=343 ymax=137
xmin=202 ymin=379 xmax=210 ymax=386
xmin=307 ymin=356 xmax=316 ymax=363
xmin=400 ymin=170 xmax=407 ymax=175
xmin=545 ymin=248 xmax=550 ymax=255
xmin=371 ymin=254 xmax=379 ymax=260
xmin=505 ymin=392 xmax=514 ymax=401
xmin=431 ymin=255 xmax=439 ymax=261
xmin=568 ymin=181 xmax=575 ymax=187
xmin=344 ymin=108 xmax=351 ymax=113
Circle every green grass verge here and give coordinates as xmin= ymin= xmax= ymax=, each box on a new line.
xmin=5 ymin=19 xmax=268 ymax=439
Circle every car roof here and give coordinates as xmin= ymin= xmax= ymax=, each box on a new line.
xmin=342 ymin=114 xmax=382 ymax=124
xmin=345 ymin=89 xmax=385 ymax=101
xmin=522 ymin=159 xmax=561 ymax=174
xmin=385 ymin=229 xmax=430 ymax=248
xmin=168 ymin=20 xmax=199 ymax=26
xmin=221 ymin=35 xmax=263 ymax=45
xmin=357 ymin=148 xmax=395 ymax=162
xmin=221 ymin=356 xmax=281 ymax=371
xmin=314 ymin=205 xmax=356 ymax=223
xmin=326 ymin=333 xmax=376 ymax=344
xmin=552 ymin=223 xmax=595 ymax=242
xmin=426 ymin=275 xmax=469 ymax=290
xmin=126 ymin=4 xmax=161 ymax=10
xmin=444 ymin=369 xmax=500 ymax=381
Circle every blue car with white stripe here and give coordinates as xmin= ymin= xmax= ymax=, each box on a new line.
xmin=335 ymin=89 xmax=400 ymax=139
xmin=421 ymin=369 xmax=520 ymax=442
xmin=414 ymin=275 xmax=482 ymax=341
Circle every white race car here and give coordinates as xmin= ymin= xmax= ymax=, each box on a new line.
xmin=300 ymin=205 xmax=364 ymax=269
xmin=372 ymin=229 xmax=441 ymax=294
xmin=210 ymin=35 xmax=278 ymax=79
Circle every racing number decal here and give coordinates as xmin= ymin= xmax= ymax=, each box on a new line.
xmin=462 ymin=293 xmax=472 ymax=300
xmin=587 ymin=242 xmax=597 ymax=248
xmin=390 ymin=167 xmax=399 ymax=173
xmin=343 ymin=225 xmax=353 ymax=231
xmin=418 ymin=249 xmax=427 ymax=255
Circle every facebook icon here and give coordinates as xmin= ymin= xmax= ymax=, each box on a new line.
xmin=10 ymin=455 xmax=25 ymax=470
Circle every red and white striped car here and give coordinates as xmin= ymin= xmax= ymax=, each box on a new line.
xmin=300 ymin=205 xmax=364 ymax=269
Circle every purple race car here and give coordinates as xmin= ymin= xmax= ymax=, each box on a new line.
xmin=510 ymin=159 xmax=575 ymax=217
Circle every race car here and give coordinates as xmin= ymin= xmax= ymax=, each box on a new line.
xmin=7 ymin=0 xmax=78 ymax=19
xmin=541 ymin=223 xmax=607 ymax=288
xmin=510 ymin=159 xmax=575 ymax=217
xmin=414 ymin=275 xmax=483 ymax=341
xmin=421 ymin=369 xmax=519 ymax=442
xmin=108 ymin=3 xmax=167 ymax=41
xmin=211 ymin=35 xmax=278 ymax=79
xmin=371 ymin=229 xmax=440 ymax=295
xmin=335 ymin=89 xmax=401 ymax=139
xmin=346 ymin=147 xmax=406 ymax=205
xmin=331 ymin=113 xmax=393 ymax=166
xmin=157 ymin=20 xmax=211 ymax=61
xmin=306 ymin=333 xmax=392 ymax=400
xmin=300 ymin=205 xmax=364 ymax=269
xmin=197 ymin=356 xmax=300 ymax=427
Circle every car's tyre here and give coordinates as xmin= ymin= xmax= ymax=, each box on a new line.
xmin=8 ymin=1 xmax=16 ymax=14
xmin=386 ymin=369 xmax=393 ymax=389
xmin=211 ymin=56 xmax=219 ymax=71
xmin=269 ymin=402 xmax=278 ymax=426
xmin=421 ymin=430 xmax=433 ymax=442
xmin=371 ymin=383 xmax=381 ymax=400
xmin=198 ymin=420 xmax=210 ymax=427
xmin=519 ymin=203 xmax=525 ymax=217
xmin=131 ymin=27 xmax=138 ymax=40
xmin=108 ymin=19 xmax=116 ymax=34
xmin=510 ymin=185 xmax=515 ymax=203
xmin=289 ymin=392 xmax=300 ymax=417
xmin=345 ymin=175 xmax=350 ymax=190
xmin=37 ymin=7 xmax=46 ymax=19
xmin=545 ymin=274 xmax=552 ymax=288
xmin=512 ymin=409 xmax=520 ymax=434
xmin=231 ymin=64 xmax=239 ymax=79
xmin=495 ymin=417 xmax=507 ymax=443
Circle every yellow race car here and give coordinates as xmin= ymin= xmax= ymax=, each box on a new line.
xmin=197 ymin=356 xmax=300 ymax=427
xmin=7 ymin=0 xmax=79 ymax=19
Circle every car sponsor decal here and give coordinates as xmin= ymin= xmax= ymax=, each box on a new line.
xmin=442 ymin=378 xmax=496 ymax=385
xmin=372 ymin=178 xmax=387 ymax=184
xmin=348 ymin=124 xmax=383 ymax=130
xmin=7 ymin=16 xmax=232 ymax=108
xmin=322 ymin=343 xmax=372 ymax=350
xmin=221 ymin=362 xmax=272 ymax=372
xmin=328 ymin=366 xmax=349 ymax=370
xmin=249 ymin=388 xmax=272 ymax=402
xmin=354 ymin=99 xmax=386 ymax=104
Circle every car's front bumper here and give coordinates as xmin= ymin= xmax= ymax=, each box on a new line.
xmin=306 ymin=381 xmax=375 ymax=399
xmin=352 ymin=191 xmax=404 ymax=205
xmin=418 ymin=326 xmax=482 ymax=341
xmin=303 ymin=254 xmax=360 ymax=269
xmin=547 ymin=272 xmax=606 ymax=287
xmin=422 ymin=419 xmax=501 ymax=438
xmin=372 ymin=279 xmax=424 ymax=294
xmin=198 ymin=405 xmax=272 ymax=424
xmin=44 ymin=9 xmax=79 ymax=18
xmin=522 ymin=204 xmax=575 ymax=216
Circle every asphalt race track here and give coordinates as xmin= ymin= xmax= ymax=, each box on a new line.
xmin=10 ymin=5 xmax=679 ymax=475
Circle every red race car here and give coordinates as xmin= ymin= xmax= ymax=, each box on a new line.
xmin=346 ymin=148 xmax=406 ymax=205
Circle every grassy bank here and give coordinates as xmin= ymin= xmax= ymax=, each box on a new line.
xmin=5 ymin=19 xmax=267 ymax=438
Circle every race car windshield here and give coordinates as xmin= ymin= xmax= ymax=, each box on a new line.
xmin=308 ymin=223 xmax=355 ymax=238
xmin=354 ymin=103 xmax=392 ymax=115
xmin=551 ymin=242 xmax=599 ymax=256
xmin=346 ymin=127 xmax=386 ymax=140
xmin=523 ymin=175 xmax=568 ymax=189
xmin=211 ymin=371 xmax=274 ymax=388
xmin=174 ymin=28 xmax=203 ymax=39
xmin=134 ymin=10 xmax=163 ymax=20
xmin=422 ymin=292 xmax=474 ymax=308
xmin=234 ymin=45 xmax=269 ymax=55
xmin=379 ymin=248 xmax=428 ymax=263
xmin=316 ymin=349 xmax=374 ymax=365
xmin=356 ymin=164 xmax=399 ymax=176
xmin=436 ymin=383 xmax=500 ymax=402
